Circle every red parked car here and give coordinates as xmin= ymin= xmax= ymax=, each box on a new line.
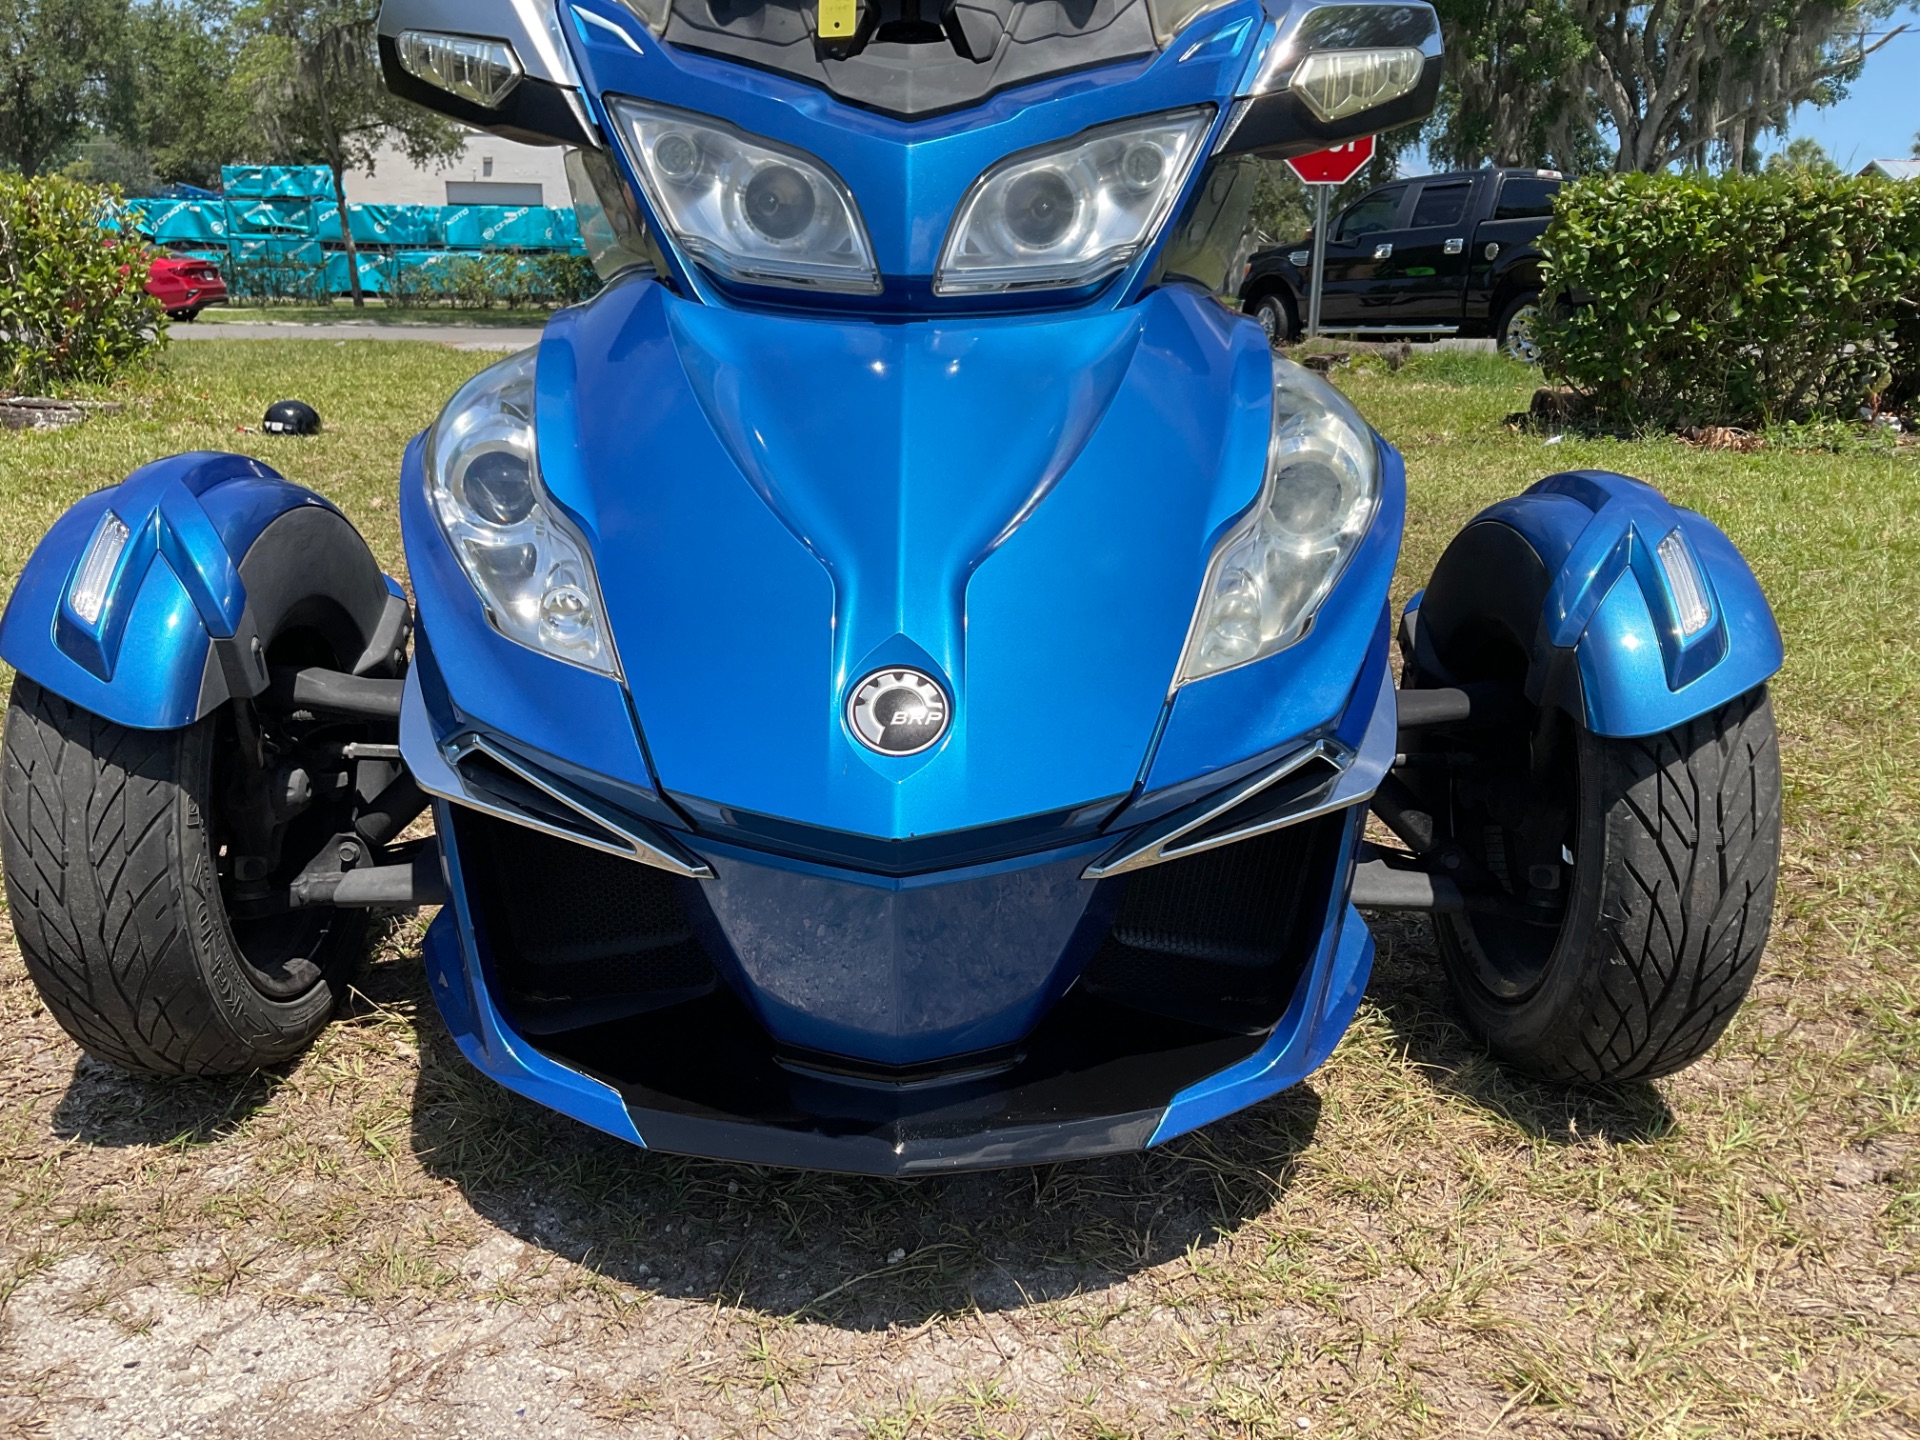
xmin=145 ymin=255 xmax=227 ymax=321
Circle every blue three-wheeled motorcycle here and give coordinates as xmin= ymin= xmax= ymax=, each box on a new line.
xmin=0 ymin=0 xmax=1783 ymax=1173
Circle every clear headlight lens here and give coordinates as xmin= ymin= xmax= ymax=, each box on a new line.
xmin=1178 ymin=357 xmax=1380 ymax=683
xmin=935 ymin=108 xmax=1214 ymax=296
xmin=608 ymin=98 xmax=880 ymax=294
xmin=396 ymin=31 xmax=524 ymax=109
xmin=426 ymin=349 xmax=619 ymax=677
xmin=1145 ymin=0 xmax=1234 ymax=43
xmin=1289 ymin=47 xmax=1426 ymax=121
xmin=615 ymin=0 xmax=671 ymax=33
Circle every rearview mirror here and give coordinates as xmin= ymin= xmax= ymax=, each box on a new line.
xmin=1216 ymin=1 xmax=1443 ymax=162
xmin=377 ymin=0 xmax=599 ymax=148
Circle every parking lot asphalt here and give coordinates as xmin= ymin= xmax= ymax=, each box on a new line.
xmin=169 ymin=321 xmax=543 ymax=350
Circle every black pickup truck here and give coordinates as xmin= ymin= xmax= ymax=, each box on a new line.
xmin=1239 ymin=167 xmax=1561 ymax=359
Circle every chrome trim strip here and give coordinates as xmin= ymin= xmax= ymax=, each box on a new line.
xmin=399 ymin=669 xmax=713 ymax=879
xmin=1085 ymin=663 xmax=1397 ymax=880
xmin=445 ymin=733 xmax=714 ymax=879
xmin=1084 ymin=738 xmax=1347 ymax=879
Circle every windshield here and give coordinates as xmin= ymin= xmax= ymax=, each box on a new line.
xmin=650 ymin=0 xmax=1160 ymax=117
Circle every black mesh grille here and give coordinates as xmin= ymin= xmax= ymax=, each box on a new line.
xmin=1079 ymin=815 xmax=1345 ymax=1033
xmin=456 ymin=811 xmax=717 ymax=1033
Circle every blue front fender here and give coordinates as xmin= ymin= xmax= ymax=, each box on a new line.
xmin=1410 ymin=470 xmax=1782 ymax=738
xmin=0 ymin=452 xmax=351 ymax=730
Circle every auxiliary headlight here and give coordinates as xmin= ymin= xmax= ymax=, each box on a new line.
xmin=1289 ymin=47 xmax=1427 ymax=122
xmin=425 ymin=349 xmax=619 ymax=678
xmin=935 ymin=108 xmax=1214 ymax=296
xmin=396 ymin=31 xmax=524 ymax=109
xmin=1178 ymin=357 xmax=1380 ymax=683
xmin=609 ymin=98 xmax=880 ymax=294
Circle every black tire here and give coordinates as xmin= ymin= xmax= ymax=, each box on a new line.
xmin=1431 ymin=687 xmax=1780 ymax=1082
xmin=1496 ymin=291 xmax=1543 ymax=364
xmin=1252 ymin=292 xmax=1296 ymax=346
xmin=1 ymin=507 xmax=401 ymax=1077
xmin=2 ymin=679 xmax=363 ymax=1075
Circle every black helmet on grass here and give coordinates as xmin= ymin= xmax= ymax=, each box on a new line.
xmin=262 ymin=400 xmax=321 ymax=436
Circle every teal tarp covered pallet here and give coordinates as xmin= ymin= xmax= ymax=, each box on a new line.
xmin=127 ymin=198 xmax=230 ymax=244
xmin=312 ymin=202 xmax=447 ymax=248
xmin=227 ymin=199 xmax=319 ymax=238
xmin=132 ymin=199 xmax=584 ymax=260
xmin=127 ymin=172 xmax=590 ymax=295
xmin=222 ymin=165 xmax=332 ymax=200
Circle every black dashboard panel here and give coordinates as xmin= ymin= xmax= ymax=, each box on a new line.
xmin=659 ymin=0 xmax=1160 ymax=117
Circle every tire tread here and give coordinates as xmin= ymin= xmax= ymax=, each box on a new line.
xmin=2 ymin=679 xmax=301 ymax=1075
xmin=1567 ymin=688 xmax=1779 ymax=1081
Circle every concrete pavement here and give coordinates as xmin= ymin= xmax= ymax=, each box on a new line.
xmin=170 ymin=321 xmax=543 ymax=350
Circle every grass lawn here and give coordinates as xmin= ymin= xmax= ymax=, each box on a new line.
xmin=0 ymin=340 xmax=1914 ymax=1438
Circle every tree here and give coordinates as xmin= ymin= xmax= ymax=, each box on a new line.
xmin=1571 ymin=0 xmax=1906 ymax=173
xmin=1422 ymin=0 xmax=1907 ymax=175
xmin=1425 ymin=0 xmax=1601 ymax=170
xmin=232 ymin=0 xmax=461 ymax=305
xmin=119 ymin=1 xmax=254 ymax=189
xmin=1764 ymin=134 xmax=1840 ymax=172
xmin=61 ymin=134 xmax=156 ymax=192
xmin=0 ymin=0 xmax=130 ymax=178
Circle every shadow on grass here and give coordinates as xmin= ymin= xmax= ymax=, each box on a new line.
xmin=1363 ymin=910 xmax=1676 ymax=1146
xmin=50 ymin=1057 xmax=285 ymax=1148
xmin=352 ymin=947 xmax=1323 ymax=1328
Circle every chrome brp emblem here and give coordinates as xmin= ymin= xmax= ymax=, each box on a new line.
xmin=847 ymin=668 xmax=950 ymax=757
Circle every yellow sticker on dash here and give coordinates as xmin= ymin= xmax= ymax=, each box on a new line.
xmin=819 ymin=0 xmax=857 ymax=37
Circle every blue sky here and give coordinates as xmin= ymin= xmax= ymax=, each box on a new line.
xmin=1759 ymin=11 xmax=1919 ymax=169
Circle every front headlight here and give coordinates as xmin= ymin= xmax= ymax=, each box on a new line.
xmin=935 ymin=108 xmax=1214 ymax=296
xmin=609 ymin=98 xmax=879 ymax=294
xmin=425 ymin=349 xmax=619 ymax=678
xmin=1177 ymin=357 xmax=1379 ymax=684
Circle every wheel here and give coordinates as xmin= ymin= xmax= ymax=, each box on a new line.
xmin=1 ymin=511 xmax=404 ymax=1077
xmin=166 ymin=308 xmax=200 ymax=323
xmin=1496 ymin=291 xmax=1543 ymax=364
xmin=1251 ymin=292 xmax=1296 ymax=346
xmin=1412 ymin=680 xmax=1779 ymax=1083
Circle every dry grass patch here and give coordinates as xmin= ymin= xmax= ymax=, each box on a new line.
xmin=0 ymin=341 xmax=1912 ymax=1438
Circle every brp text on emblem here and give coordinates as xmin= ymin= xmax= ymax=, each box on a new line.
xmin=847 ymin=669 xmax=951 ymax=757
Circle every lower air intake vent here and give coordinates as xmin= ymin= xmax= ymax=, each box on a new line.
xmin=1079 ymin=814 xmax=1344 ymax=1033
xmin=455 ymin=811 xmax=717 ymax=1035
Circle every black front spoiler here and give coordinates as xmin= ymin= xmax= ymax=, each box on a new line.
xmin=532 ymin=985 xmax=1269 ymax=1176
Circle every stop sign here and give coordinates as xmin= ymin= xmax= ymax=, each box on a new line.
xmin=1286 ymin=137 xmax=1376 ymax=186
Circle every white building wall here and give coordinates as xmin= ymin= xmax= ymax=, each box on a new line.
xmin=343 ymin=132 xmax=575 ymax=207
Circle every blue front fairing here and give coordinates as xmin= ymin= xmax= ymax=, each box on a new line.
xmin=390 ymin=0 xmax=1416 ymax=1159
xmin=403 ymin=270 xmax=1403 ymax=1067
xmin=534 ymin=274 xmax=1294 ymax=840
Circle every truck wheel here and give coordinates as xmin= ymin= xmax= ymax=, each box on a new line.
xmin=1252 ymin=293 xmax=1296 ymax=346
xmin=1427 ymin=686 xmax=1780 ymax=1083
xmin=1 ymin=509 xmax=401 ymax=1077
xmin=1496 ymin=291 xmax=1543 ymax=364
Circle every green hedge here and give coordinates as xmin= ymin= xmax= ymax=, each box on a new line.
xmin=386 ymin=252 xmax=599 ymax=310
xmin=0 ymin=175 xmax=164 ymax=394
xmin=217 ymin=251 xmax=600 ymax=308
xmin=1539 ymin=172 xmax=1920 ymax=428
